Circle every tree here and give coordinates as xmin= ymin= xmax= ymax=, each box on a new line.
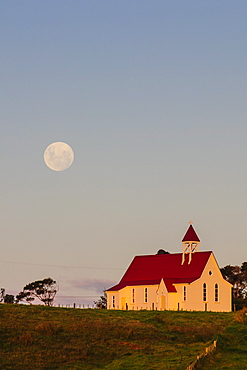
xmin=157 ymin=249 xmax=170 ymax=254
xmin=221 ymin=263 xmax=247 ymax=310
xmin=0 ymin=288 xmax=15 ymax=304
xmin=4 ymin=294 xmax=15 ymax=304
xmin=0 ymin=288 xmax=5 ymax=302
xmin=241 ymin=262 xmax=247 ymax=286
xmin=221 ymin=264 xmax=247 ymax=299
xmin=16 ymin=278 xmax=58 ymax=306
xmin=94 ymin=292 xmax=107 ymax=309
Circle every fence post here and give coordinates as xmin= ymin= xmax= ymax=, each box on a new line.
xmin=185 ymin=340 xmax=217 ymax=370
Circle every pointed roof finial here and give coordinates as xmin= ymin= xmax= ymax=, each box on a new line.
xmin=182 ymin=224 xmax=200 ymax=243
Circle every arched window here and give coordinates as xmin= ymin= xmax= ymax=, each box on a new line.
xmin=144 ymin=288 xmax=148 ymax=303
xmin=183 ymin=286 xmax=187 ymax=301
xmin=112 ymin=295 xmax=115 ymax=308
xmin=203 ymin=283 xmax=207 ymax=302
xmin=132 ymin=289 xmax=135 ymax=303
xmin=215 ymin=283 xmax=219 ymax=302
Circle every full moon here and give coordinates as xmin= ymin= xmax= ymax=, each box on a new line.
xmin=44 ymin=142 xmax=74 ymax=171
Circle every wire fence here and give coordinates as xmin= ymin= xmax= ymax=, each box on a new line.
xmin=186 ymin=340 xmax=217 ymax=370
xmin=55 ymin=303 xmax=100 ymax=309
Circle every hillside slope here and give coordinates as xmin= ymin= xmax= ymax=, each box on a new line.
xmin=0 ymin=305 xmax=234 ymax=370
xmin=198 ymin=308 xmax=247 ymax=370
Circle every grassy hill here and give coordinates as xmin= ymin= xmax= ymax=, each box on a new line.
xmin=197 ymin=308 xmax=247 ymax=370
xmin=0 ymin=304 xmax=240 ymax=369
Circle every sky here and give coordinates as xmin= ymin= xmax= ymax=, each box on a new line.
xmin=1 ymin=0 xmax=247 ymax=306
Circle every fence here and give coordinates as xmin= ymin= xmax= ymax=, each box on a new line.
xmin=186 ymin=340 xmax=217 ymax=370
xmin=56 ymin=303 xmax=97 ymax=309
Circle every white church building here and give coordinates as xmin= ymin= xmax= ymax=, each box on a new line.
xmin=106 ymin=224 xmax=232 ymax=312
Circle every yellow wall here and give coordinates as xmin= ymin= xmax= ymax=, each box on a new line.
xmin=173 ymin=253 xmax=232 ymax=312
xmin=107 ymin=284 xmax=159 ymax=310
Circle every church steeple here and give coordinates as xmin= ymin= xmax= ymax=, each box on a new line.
xmin=182 ymin=221 xmax=200 ymax=264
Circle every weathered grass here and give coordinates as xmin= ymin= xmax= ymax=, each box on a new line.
xmin=0 ymin=304 xmax=234 ymax=369
xmin=197 ymin=308 xmax=247 ymax=370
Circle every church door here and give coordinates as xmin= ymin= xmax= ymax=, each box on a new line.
xmin=160 ymin=295 xmax=166 ymax=310
xmin=121 ymin=297 xmax=126 ymax=310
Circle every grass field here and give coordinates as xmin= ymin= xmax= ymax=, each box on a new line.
xmin=0 ymin=304 xmax=237 ymax=369
xmin=197 ymin=308 xmax=247 ymax=370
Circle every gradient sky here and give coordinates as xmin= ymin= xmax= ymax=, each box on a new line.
xmin=1 ymin=1 xmax=247 ymax=306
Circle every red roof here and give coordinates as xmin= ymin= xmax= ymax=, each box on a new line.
xmin=182 ymin=224 xmax=200 ymax=242
xmin=107 ymin=251 xmax=211 ymax=293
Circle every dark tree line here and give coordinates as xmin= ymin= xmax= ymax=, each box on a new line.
xmin=1 ymin=277 xmax=58 ymax=306
xmin=221 ymin=262 xmax=247 ymax=310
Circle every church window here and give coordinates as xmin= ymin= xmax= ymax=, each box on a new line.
xmin=144 ymin=288 xmax=148 ymax=303
xmin=112 ymin=296 xmax=115 ymax=308
xmin=183 ymin=286 xmax=187 ymax=301
xmin=203 ymin=283 xmax=207 ymax=302
xmin=215 ymin=284 xmax=219 ymax=302
xmin=132 ymin=289 xmax=135 ymax=303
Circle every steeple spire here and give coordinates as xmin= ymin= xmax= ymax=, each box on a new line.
xmin=182 ymin=222 xmax=200 ymax=264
